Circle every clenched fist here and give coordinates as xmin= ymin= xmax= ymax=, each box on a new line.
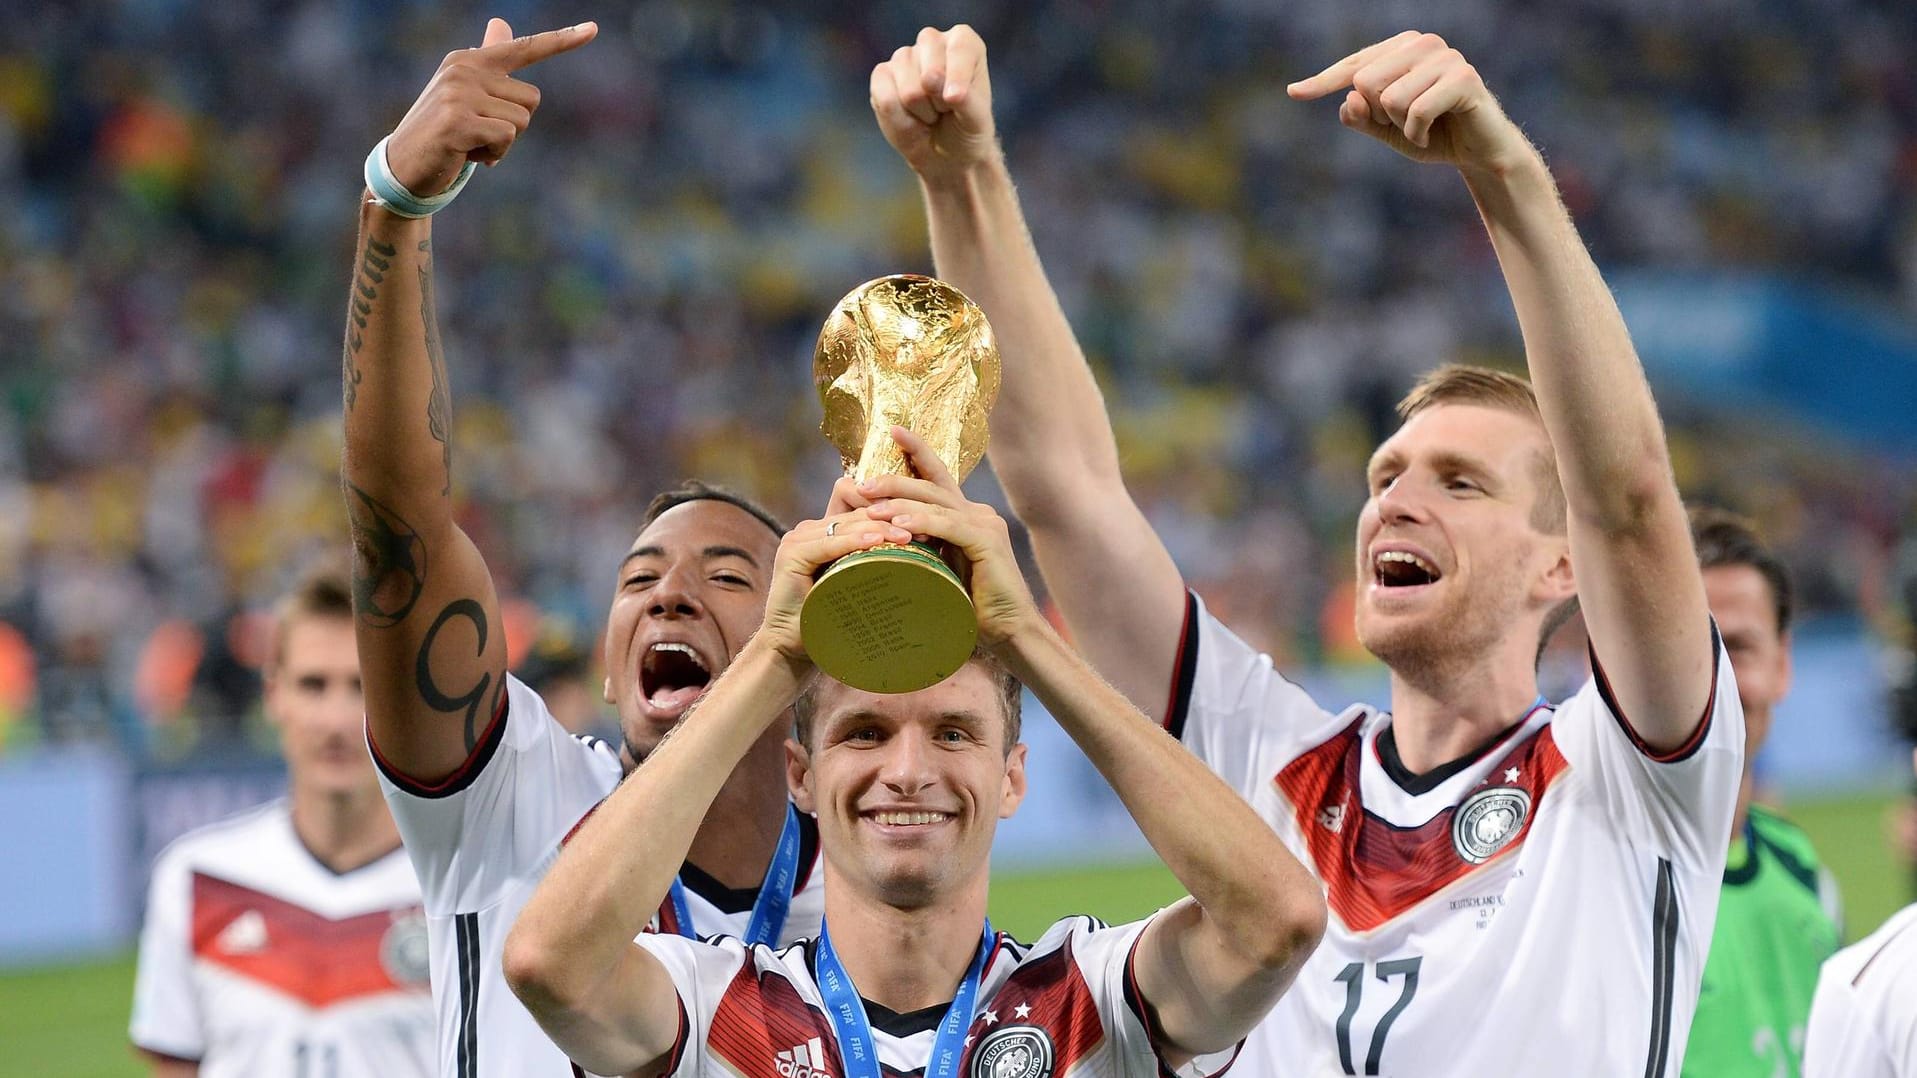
xmin=870 ymin=25 xmax=1001 ymax=183
xmin=384 ymin=17 xmax=597 ymax=199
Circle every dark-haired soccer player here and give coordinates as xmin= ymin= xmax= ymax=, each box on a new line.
xmin=131 ymin=566 xmax=433 ymax=1077
xmin=340 ymin=19 xmax=821 ymax=1076
xmin=504 ymin=433 xmax=1326 ymax=1078
xmin=1681 ymin=508 xmax=1841 ymax=1077
xmin=868 ymin=25 xmax=1742 ymax=1075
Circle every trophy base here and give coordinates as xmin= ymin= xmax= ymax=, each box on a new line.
xmin=800 ymin=541 xmax=977 ymax=695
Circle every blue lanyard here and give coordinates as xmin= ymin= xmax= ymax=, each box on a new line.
xmin=668 ymin=803 xmax=804 ymax=948
xmin=815 ymin=920 xmax=993 ymax=1078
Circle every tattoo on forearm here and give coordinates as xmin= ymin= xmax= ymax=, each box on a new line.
xmin=419 ymin=259 xmax=453 ymax=497
xmin=345 ymin=481 xmax=426 ymax=627
xmin=343 ymin=238 xmax=395 ymax=411
xmin=415 ymin=598 xmax=502 ymax=752
xmin=341 ymin=344 xmax=362 ymax=409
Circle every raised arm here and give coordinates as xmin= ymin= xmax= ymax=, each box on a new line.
xmin=503 ymin=509 xmax=908 ymax=1074
xmin=1290 ymin=34 xmax=1713 ymax=747
xmin=868 ymin=27 xmax=1187 ymax=720
xmin=343 ymin=18 xmax=594 ymax=783
xmin=868 ymin=432 xmax=1327 ymax=1061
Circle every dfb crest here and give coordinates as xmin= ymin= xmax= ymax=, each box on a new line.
xmin=1451 ymin=786 xmax=1531 ymax=865
xmin=380 ymin=911 xmax=432 ymax=986
xmin=970 ymin=1025 xmax=1054 ymax=1078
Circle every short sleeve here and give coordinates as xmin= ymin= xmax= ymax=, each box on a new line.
xmin=631 ymin=934 xmax=756 ymax=1077
xmin=1168 ymin=592 xmax=1349 ymax=800
xmin=1547 ymin=623 xmax=1745 ymax=868
xmin=129 ymin=847 xmax=205 ymax=1062
xmin=373 ymin=675 xmax=622 ymax=915
xmin=1065 ymin=915 xmax=1239 ymax=1078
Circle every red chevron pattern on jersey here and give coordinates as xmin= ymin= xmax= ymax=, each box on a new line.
xmin=1274 ymin=719 xmax=1570 ymax=932
xmin=189 ymin=872 xmax=422 ymax=1008
xmin=702 ymin=933 xmax=1112 ymax=1078
xmin=709 ymin=958 xmax=847 ymax=1078
xmin=959 ymin=934 xmax=1106 ymax=1072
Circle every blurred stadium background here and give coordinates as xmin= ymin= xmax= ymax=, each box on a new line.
xmin=1 ymin=0 xmax=1915 ymax=1072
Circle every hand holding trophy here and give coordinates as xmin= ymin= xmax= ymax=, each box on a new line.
xmin=800 ymin=275 xmax=1000 ymax=693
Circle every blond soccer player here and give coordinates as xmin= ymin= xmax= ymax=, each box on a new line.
xmin=862 ymin=26 xmax=1743 ymax=1076
xmin=130 ymin=567 xmax=432 ymax=1077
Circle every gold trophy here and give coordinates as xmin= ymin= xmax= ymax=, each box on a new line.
xmin=801 ymin=274 xmax=1000 ymax=694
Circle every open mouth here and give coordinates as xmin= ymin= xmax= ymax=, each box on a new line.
xmin=640 ymin=642 xmax=712 ymax=715
xmin=1373 ymin=549 xmax=1441 ymax=589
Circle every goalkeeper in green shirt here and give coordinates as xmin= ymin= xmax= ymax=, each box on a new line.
xmin=1682 ymin=508 xmax=1843 ymax=1078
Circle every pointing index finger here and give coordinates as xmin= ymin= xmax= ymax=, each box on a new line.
xmin=477 ymin=20 xmax=598 ymax=73
xmin=1288 ymin=31 xmax=1417 ymax=100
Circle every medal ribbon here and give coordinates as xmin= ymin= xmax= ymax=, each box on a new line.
xmin=816 ymin=919 xmax=994 ymax=1078
xmin=668 ymin=803 xmax=804 ymax=947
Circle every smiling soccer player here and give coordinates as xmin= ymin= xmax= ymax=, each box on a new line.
xmin=504 ymin=432 xmax=1326 ymax=1078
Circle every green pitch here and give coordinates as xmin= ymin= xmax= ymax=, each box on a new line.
xmin=1 ymin=792 xmax=1905 ymax=1077
xmin=0 ymin=955 xmax=142 ymax=1078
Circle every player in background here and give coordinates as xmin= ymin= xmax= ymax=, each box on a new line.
xmin=130 ymin=566 xmax=432 ymax=1078
xmin=1804 ymin=732 xmax=1917 ymax=1075
xmin=502 ymin=432 xmax=1326 ymax=1078
xmin=342 ymin=19 xmax=823 ymax=1077
xmin=864 ymin=26 xmax=1742 ymax=1075
xmin=1680 ymin=507 xmax=1842 ymax=1077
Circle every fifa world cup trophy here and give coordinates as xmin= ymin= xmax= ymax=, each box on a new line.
xmin=801 ymin=274 xmax=1000 ymax=693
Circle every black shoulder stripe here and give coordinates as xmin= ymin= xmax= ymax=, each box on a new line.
xmin=1642 ymin=858 xmax=1678 ymax=1078
xmin=455 ymin=911 xmax=480 ymax=1078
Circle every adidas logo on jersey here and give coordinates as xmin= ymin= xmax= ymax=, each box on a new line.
xmin=1318 ymin=799 xmax=1347 ymax=834
xmin=216 ymin=910 xmax=269 ymax=954
xmin=775 ymin=1037 xmax=827 ymax=1078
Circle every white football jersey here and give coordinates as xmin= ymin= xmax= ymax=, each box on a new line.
xmin=129 ymin=800 xmax=434 ymax=1078
xmin=1805 ymin=903 xmax=1917 ymax=1077
xmin=1166 ymin=592 xmax=1743 ymax=1077
xmin=372 ymin=674 xmax=826 ymax=1078
xmin=634 ymin=915 xmax=1236 ymax=1078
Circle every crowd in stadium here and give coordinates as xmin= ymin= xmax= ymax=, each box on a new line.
xmin=0 ymin=0 xmax=1914 ymax=756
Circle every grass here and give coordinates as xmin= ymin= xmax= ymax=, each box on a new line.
xmin=0 ymin=955 xmax=143 ymax=1078
xmin=1787 ymin=790 xmax=1910 ymax=941
xmin=987 ymin=860 xmax=1192 ymax=939
xmin=3 ymin=791 xmax=1905 ymax=1076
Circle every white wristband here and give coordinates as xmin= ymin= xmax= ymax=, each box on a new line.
xmin=364 ymin=135 xmax=476 ymax=218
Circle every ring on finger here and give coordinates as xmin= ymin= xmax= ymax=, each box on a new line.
xmin=826 ymin=521 xmax=839 ymax=537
